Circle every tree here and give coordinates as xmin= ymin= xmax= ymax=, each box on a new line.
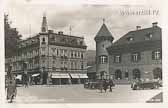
xmin=4 ymin=14 xmax=22 ymax=58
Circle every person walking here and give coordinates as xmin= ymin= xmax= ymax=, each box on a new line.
xmin=6 ymin=65 xmax=17 ymax=103
xmin=109 ymin=79 xmax=114 ymax=92
xmin=99 ymin=79 xmax=103 ymax=93
xmin=103 ymin=79 xmax=108 ymax=93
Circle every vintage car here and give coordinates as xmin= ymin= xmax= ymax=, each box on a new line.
xmin=131 ymin=80 xmax=161 ymax=90
xmin=84 ymin=81 xmax=100 ymax=89
xmin=84 ymin=80 xmax=115 ymax=89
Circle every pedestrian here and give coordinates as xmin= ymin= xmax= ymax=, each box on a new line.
xmin=99 ymin=79 xmax=103 ymax=93
xmin=103 ymin=79 xmax=108 ymax=92
xmin=6 ymin=65 xmax=17 ymax=103
xmin=109 ymin=79 xmax=114 ymax=92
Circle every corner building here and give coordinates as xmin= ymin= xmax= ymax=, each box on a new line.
xmin=95 ymin=22 xmax=162 ymax=84
xmin=5 ymin=15 xmax=88 ymax=85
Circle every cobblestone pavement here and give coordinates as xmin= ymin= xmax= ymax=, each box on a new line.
xmin=8 ymin=84 xmax=162 ymax=103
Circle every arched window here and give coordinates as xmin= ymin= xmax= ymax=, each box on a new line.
xmin=42 ymin=37 xmax=46 ymax=44
xmin=153 ymin=68 xmax=162 ymax=80
xmin=99 ymin=55 xmax=108 ymax=64
xmin=132 ymin=69 xmax=141 ymax=79
xmin=115 ymin=69 xmax=122 ymax=80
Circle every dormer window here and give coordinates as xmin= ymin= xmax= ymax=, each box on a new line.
xmin=145 ymin=33 xmax=153 ymax=40
xmin=127 ymin=37 xmax=134 ymax=41
xmin=80 ymin=41 xmax=83 ymax=45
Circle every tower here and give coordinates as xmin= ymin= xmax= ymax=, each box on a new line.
xmin=41 ymin=13 xmax=48 ymax=33
xmin=94 ymin=21 xmax=114 ymax=80
xmin=39 ymin=13 xmax=49 ymax=84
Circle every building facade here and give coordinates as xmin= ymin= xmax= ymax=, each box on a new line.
xmin=5 ymin=15 xmax=88 ymax=85
xmin=95 ymin=22 xmax=162 ymax=83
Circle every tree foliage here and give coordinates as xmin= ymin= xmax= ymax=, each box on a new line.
xmin=4 ymin=14 xmax=22 ymax=58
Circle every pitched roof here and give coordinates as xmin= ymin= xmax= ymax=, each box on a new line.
xmin=113 ymin=26 xmax=161 ymax=46
xmin=95 ymin=23 xmax=113 ymax=39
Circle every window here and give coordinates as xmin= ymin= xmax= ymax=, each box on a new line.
xmin=127 ymin=37 xmax=134 ymax=41
xmin=52 ymin=48 xmax=56 ymax=52
xmin=71 ymin=62 xmax=73 ymax=69
xmin=53 ymin=60 xmax=55 ymax=64
xmin=81 ymin=53 xmax=83 ymax=59
xmin=74 ymin=62 xmax=77 ymax=69
xmin=42 ymin=37 xmax=46 ymax=44
xmin=71 ymin=51 xmax=73 ymax=58
xmin=99 ymin=55 xmax=108 ymax=64
xmin=57 ymin=49 xmax=59 ymax=56
xmin=53 ymin=55 xmax=56 ymax=59
xmin=125 ymin=72 xmax=129 ymax=78
xmin=74 ymin=52 xmax=77 ymax=58
xmin=145 ymin=33 xmax=153 ymax=40
xmin=131 ymin=52 xmax=141 ymax=62
xmin=52 ymin=67 xmax=56 ymax=70
xmin=42 ymin=47 xmax=45 ymax=51
xmin=152 ymin=50 xmax=161 ymax=60
xmin=81 ymin=62 xmax=84 ymax=69
xmin=114 ymin=55 xmax=121 ymax=63
xmin=78 ymin=52 xmax=80 ymax=58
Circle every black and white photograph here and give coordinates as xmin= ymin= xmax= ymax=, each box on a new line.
xmin=2 ymin=0 xmax=164 ymax=104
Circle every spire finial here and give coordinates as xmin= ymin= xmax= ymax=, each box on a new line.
xmin=41 ymin=12 xmax=48 ymax=33
xmin=69 ymin=25 xmax=72 ymax=35
xmin=43 ymin=12 xmax=46 ymax=17
xmin=103 ymin=18 xmax=105 ymax=24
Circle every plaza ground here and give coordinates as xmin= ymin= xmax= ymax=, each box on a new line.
xmin=9 ymin=84 xmax=162 ymax=103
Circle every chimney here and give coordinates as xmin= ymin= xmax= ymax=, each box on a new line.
xmin=58 ymin=31 xmax=63 ymax=35
xmin=152 ymin=22 xmax=158 ymax=27
xmin=136 ymin=26 xmax=141 ymax=30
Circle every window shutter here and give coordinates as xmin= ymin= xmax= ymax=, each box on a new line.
xmin=152 ymin=51 xmax=155 ymax=60
xmin=114 ymin=56 xmax=116 ymax=63
xmin=119 ymin=55 xmax=122 ymax=63
xmin=99 ymin=56 xmax=101 ymax=64
xmin=131 ymin=54 xmax=133 ymax=62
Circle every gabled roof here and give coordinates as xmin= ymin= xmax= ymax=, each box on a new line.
xmin=113 ymin=26 xmax=161 ymax=46
xmin=106 ymin=25 xmax=162 ymax=54
xmin=94 ymin=23 xmax=114 ymax=41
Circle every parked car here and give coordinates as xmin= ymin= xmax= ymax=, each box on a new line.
xmin=131 ymin=80 xmax=161 ymax=90
xmin=84 ymin=81 xmax=100 ymax=89
xmin=84 ymin=80 xmax=115 ymax=89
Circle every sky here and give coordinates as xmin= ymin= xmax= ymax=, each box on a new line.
xmin=4 ymin=0 xmax=161 ymax=50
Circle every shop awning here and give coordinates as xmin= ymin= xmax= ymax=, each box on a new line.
xmin=16 ymin=75 xmax=22 ymax=80
xmin=79 ymin=74 xmax=88 ymax=78
xmin=70 ymin=74 xmax=80 ymax=78
xmin=60 ymin=73 xmax=70 ymax=78
xmin=52 ymin=73 xmax=61 ymax=78
xmin=51 ymin=73 xmax=70 ymax=78
xmin=32 ymin=73 xmax=40 ymax=77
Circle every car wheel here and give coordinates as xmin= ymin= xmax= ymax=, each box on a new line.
xmin=136 ymin=86 xmax=140 ymax=90
xmin=133 ymin=85 xmax=137 ymax=90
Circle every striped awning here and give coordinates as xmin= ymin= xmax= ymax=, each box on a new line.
xmin=70 ymin=74 xmax=80 ymax=78
xmin=32 ymin=73 xmax=40 ymax=77
xmin=79 ymin=74 xmax=88 ymax=78
xmin=51 ymin=73 xmax=70 ymax=78
xmin=16 ymin=75 xmax=22 ymax=80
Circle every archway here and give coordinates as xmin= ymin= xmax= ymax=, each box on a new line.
xmin=132 ymin=69 xmax=141 ymax=79
xmin=115 ymin=69 xmax=122 ymax=80
xmin=153 ymin=68 xmax=162 ymax=80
